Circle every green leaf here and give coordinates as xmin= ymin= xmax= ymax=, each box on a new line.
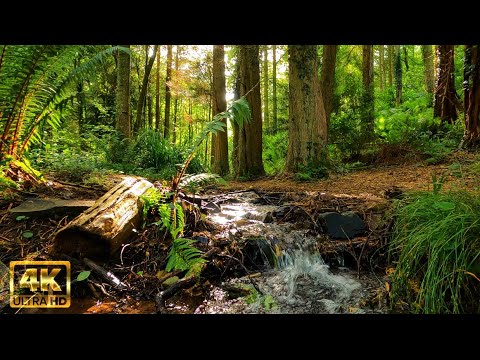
xmin=77 ymin=271 xmax=91 ymax=281
xmin=433 ymin=202 xmax=455 ymax=211
xmin=16 ymin=215 xmax=28 ymax=221
xmin=136 ymin=271 xmax=144 ymax=276
xmin=22 ymin=231 xmax=33 ymax=238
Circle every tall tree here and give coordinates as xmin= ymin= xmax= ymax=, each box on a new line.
xmin=422 ymin=45 xmax=435 ymax=94
xmin=164 ymin=45 xmax=173 ymax=139
xmin=235 ymin=45 xmax=265 ymax=177
xmin=210 ymin=45 xmax=229 ymax=175
xmin=388 ymin=45 xmax=393 ymax=88
xmin=116 ymin=45 xmax=131 ymax=139
xmin=461 ymin=45 xmax=480 ymax=147
xmin=285 ymin=45 xmax=327 ymax=173
xmin=173 ymin=46 xmax=180 ymax=144
xmin=147 ymin=95 xmax=153 ymax=128
xmin=379 ymin=45 xmax=385 ymax=91
xmin=155 ymin=46 xmax=161 ymax=132
xmin=272 ymin=44 xmax=278 ymax=133
xmin=134 ymin=45 xmax=158 ymax=134
xmin=394 ymin=45 xmax=402 ymax=105
xmin=263 ymin=46 xmax=269 ymax=133
xmin=362 ymin=45 xmax=374 ymax=137
xmin=321 ymin=45 xmax=337 ymax=127
xmin=433 ymin=45 xmax=458 ymax=123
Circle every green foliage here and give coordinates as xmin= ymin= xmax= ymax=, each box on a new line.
xmin=0 ymin=45 xmax=127 ymax=182
xmin=263 ymin=131 xmax=288 ymax=175
xmin=141 ymin=187 xmax=205 ymax=274
xmin=77 ymin=271 xmax=91 ymax=282
xmin=389 ymin=189 xmax=480 ymax=313
xmin=22 ymin=231 xmax=33 ymax=238
xmin=179 ymin=173 xmax=226 ymax=193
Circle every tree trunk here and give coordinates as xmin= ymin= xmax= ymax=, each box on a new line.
xmin=235 ymin=45 xmax=265 ymax=178
xmin=422 ymin=45 xmax=435 ymax=94
xmin=394 ymin=45 xmax=402 ymax=105
xmin=362 ymin=45 xmax=374 ymax=138
xmin=388 ymin=45 xmax=393 ymax=88
xmin=379 ymin=45 xmax=385 ymax=91
xmin=164 ymin=45 xmax=173 ymax=139
xmin=272 ymin=45 xmax=278 ymax=133
xmin=403 ymin=46 xmax=409 ymax=71
xmin=116 ymin=45 xmax=131 ymax=139
xmin=173 ymin=46 xmax=180 ymax=144
xmin=461 ymin=45 xmax=480 ymax=147
xmin=147 ymin=95 xmax=153 ymax=129
xmin=232 ymin=50 xmax=240 ymax=174
xmin=263 ymin=46 xmax=269 ymax=133
xmin=155 ymin=46 xmax=161 ymax=132
xmin=134 ymin=45 xmax=158 ymax=134
xmin=53 ymin=177 xmax=153 ymax=259
xmin=211 ymin=45 xmax=229 ymax=176
xmin=321 ymin=45 xmax=337 ymax=127
xmin=434 ymin=45 xmax=458 ymax=124
xmin=285 ymin=45 xmax=327 ymax=173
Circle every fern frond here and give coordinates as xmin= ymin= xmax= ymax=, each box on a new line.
xmin=171 ymin=98 xmax=251 ymax=192
xmin=179 ymin=173 xmax=226 ymax=192
xmin=165 ymin=237 xmax=205 ymax=273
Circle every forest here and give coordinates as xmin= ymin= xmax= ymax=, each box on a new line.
xmin=1 ymin=44 xmax=480 ymax=314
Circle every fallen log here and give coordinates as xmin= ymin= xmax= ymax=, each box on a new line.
xmin=53 ymin=177 xmax=153 ymax=259
xmin=10 ymin=198 xmax=95 ymax=218
xmin=83 ymin=257 xmax=128 ymax=290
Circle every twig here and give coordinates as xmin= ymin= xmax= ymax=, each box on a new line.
xmin=83 ymin=257 xmax=128 ymax=290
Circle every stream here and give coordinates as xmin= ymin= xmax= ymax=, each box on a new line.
xmin=188 ymin=191 xmax=388 ymax=314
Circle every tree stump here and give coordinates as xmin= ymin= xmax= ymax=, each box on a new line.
xmin=53 ymin=177 xmax=153 ymax=259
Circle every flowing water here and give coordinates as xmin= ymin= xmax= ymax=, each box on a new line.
xmin=195 ymin=191 xmax=387 ymax=314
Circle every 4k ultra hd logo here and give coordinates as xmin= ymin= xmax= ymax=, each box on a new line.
xmin=10 ymin=261 xmax=71 ymax=308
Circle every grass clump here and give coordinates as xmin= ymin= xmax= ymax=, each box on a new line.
xmin=389 ymin=189 xmax=480 ymax=313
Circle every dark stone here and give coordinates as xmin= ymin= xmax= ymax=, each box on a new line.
xmin=203 ymin=201 xmax=221 ymax=214
xmin=273 ymin=205 xmax=294 ymax=219
xmin=317 ymin=211 xmax=366 ymax=239
xmin=243 ymin=238 xmax=277 ymax=270
xmin=263 ymin=212 xmax=274 ymax=223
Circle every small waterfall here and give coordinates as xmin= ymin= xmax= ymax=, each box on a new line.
xmin=202 ymin=191 xmax=377 ymax=314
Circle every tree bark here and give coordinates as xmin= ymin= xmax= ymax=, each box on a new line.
xmin=116 ymin=45 xmax=131 ymax=139
xmin=147 ymin=95 xmax=153 ymax=129
xmin=422 ymin=45 xmax=435 ymax=94
xmin=379 ymin=45 xmax=385 ymax=91
xmin=134 ymin=45 xmax=158 ymax=134
xmin=394 ymin=45 xmax=402 ymax=105
xmin=321 ymin=45 xmax=337 ymax=127
xmin=285 ymin=45 xmax=327 ymax=173
xmin=461 ymin=45 xmax=480 ymax=147
xmin=235 ymin=45 xmax=265 ymax=178
xmin=388 ymin=45 xmax=393 ymax=88
xmin=155 ymin=46 xmax=161 ymax=132
xmin=232 ymin=50 xmax=240 ymax=174
xmin=173 ymin=46 xmax=180 ymax=144
xmin=164 ymin=45 xmax=173 ymax=139
xmin=263 ymin=46 xmax=269 ymax=133
xmin=272 ymin=45 xmax=278 ymax=133
xmin=211 ymin=45 xmax=229 ymax=176
xmin=53 ymin=177 xmax=153 ymax=259
xmin=433 ymin=45 xmax=458 ymax=124
xmin=362 ymin=45 xmax=374 ymax=138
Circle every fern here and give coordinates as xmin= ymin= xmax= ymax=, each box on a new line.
xmin=171 ymin=98 xmax=251 ymax=192
xmin=165 ymin=238 xmax=206 ymax=273
xmin=179 ymin=173 xmax=226 ymax=193
xmin=0 ymin=45 xmax=129 ymax=181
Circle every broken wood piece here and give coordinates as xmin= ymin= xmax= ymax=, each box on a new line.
xmin=10 ymin=198 xmax=95 ymax=218
xmin=83 ymin=257 xmax=128 ymax=290
xmin=53 ymin=176 xmax=153 ymax=259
